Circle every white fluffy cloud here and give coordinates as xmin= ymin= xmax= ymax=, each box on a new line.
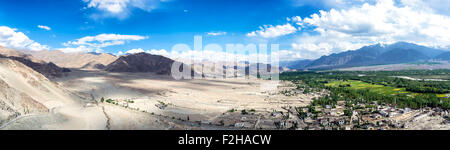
xmin=57 ymin=46 xmax=93 ymax=53
xmin=37 ymin=25 xmax=51 ymax=31
xmin=83 ymin=0 xmax=163 ymax=19
xmin=60 ymin=33 xmax=148 ymax=53
xmin=124 ymin=48 xmax=145 ymax=54
xmin=288 ymin=0 xmax=450 ymax=58
xmin=0 ymin=26 xmax=49 ymax=51
xmin=247 ymin=23 xmax=298 ymax=38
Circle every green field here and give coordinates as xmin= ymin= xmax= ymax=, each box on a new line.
xmin=325 ymin=80 xmax=412 ymax=96
xmin=324 ymin=80 xmax=449 ymax=98
xmin=281 ymin=70 xmax=450 ymax=109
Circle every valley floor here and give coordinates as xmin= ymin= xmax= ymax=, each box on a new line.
xmin=1 ymin=69 xmax=316 ymax=130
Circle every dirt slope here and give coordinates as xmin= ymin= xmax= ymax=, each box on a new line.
xmin=0 ymin=58 xmax=106 ymax=129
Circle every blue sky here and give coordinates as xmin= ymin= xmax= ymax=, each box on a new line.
xmin=0 ymin=0 xmax=315 ymax=52
xmin=1 ymin=0 xmax=449 ymax=60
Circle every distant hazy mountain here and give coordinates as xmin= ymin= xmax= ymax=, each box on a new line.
xmin=305 ymin=42 xmax=446 ymax=70
xmin=435 ymin=52 xmax=450 ymax=61
xmin=279 ymin=59 xmax=313 ymax=70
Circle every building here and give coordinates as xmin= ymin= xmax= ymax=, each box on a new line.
xmin=371 ymin=114 xmax=382 ymax=119
xmin=379 ymin=110 xmax=389 ymax=117
xmin=320 ymin=119 xmax=329 ymax=126
xmin=337 ymin=118 xmax=345 ymax=125
xmin=234 ymin=122 xmax=245 ymax=128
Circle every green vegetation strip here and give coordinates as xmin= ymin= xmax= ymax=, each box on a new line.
xmin=281 ymin=70 xmax=450 ymax=109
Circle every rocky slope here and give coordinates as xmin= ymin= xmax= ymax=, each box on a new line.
xmin=0 ymin=58 xmax=72 ymax=126
xmin=0 ymin=57 xmax=109 ymax=129
xmin=0 ymin=47 xmax=70 ymax=78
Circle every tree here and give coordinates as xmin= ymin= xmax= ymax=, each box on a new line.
xmin=303 ymin=87 xmax=310 ymax=94
xmin=344 ymin=109 xmax=353 ymax=117
xmin=241 ymin=109 xmax=248 ymax=115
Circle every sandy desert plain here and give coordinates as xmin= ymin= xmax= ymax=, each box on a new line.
xmin=0 ymin=66 xmax=316 ymax=130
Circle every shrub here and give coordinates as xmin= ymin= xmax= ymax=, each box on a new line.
xmin=241 ymin=109 xmax=248 ymax=115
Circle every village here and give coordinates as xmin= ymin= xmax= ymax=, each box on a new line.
xmin=208 ymin=83 xmax=450 ymax=130
xmin=212 ymin=100 xmax=450 ymax=130
xmin=91 ymin=80 xmax=450 ymax=130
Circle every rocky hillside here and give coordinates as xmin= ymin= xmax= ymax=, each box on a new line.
xmin=105 ymin=52 xmax=176 ymax=75
xmin=0 ymin=47 xmax=70 ymax=78
xmin=0 ymin=58 xmax=76 ymax=127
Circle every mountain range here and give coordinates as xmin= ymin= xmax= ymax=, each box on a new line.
xmin=0 ymin=46 xmax=70 ymax=78
xmin=2 ymin=42 xmax=449 ymax=77
xmin=435 ymin=52 xmax=450 ymax=61
xmin=281 ymin=42 xmax=449 ymax=70
xmin=279 ymin=59 xmax=313 ymax=70
xmin=23 ymin=50 xmax=117 ymax=70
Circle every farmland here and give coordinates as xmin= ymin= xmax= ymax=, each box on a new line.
xmin=280 ymin=70 xmax=450 ymax=109
xmin=325 ymin=80 xmax=411 ymax=96
xmin=277 ymin=70 xmax=450 ymax=130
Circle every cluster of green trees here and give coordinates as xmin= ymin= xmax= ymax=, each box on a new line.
xmin=356 ymin=76 xmax=450 ymax=94
xmin=311 ymin=95 xmax=337 ymax=108
xmin=327 ymin=86 xmax=450 ymax=109
xmin=281 ymin=70 xmax=450 ymax=110
xmin=100 ymin=97 xmax=115 ymax=104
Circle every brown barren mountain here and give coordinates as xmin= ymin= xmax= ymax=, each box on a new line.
xmin=24 ymin=50 xmax=117 ymax=69
xmin=0 ymin=58 xmax=68 ymax=126
xmin=0 ymin=46 xmax=70 ymax=78
xmin=0 ymin=57 xmax=109 ymax=129
xmin=105 ymin=52 xmax=176 ymax=75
